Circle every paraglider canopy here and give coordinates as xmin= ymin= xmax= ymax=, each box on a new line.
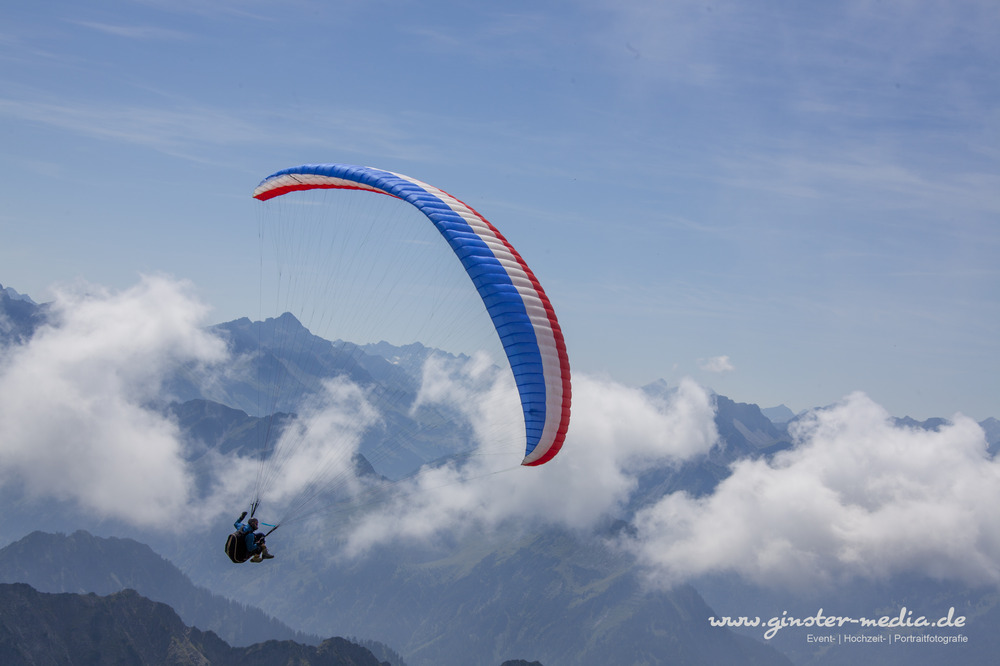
xmin=253 ymin=164 xmax=571 ymax=466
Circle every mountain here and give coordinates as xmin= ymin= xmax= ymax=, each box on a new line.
xmin=170 ymin=313 xmax=431 ymax=417
xmin=642 ymin=383 xmax=791 ymax=457
xmin=761 ymin=404 xmax=795 ymax=424
xmin=0 ymin=529 xmax=756 ymax=665
xmin=712 ymin=394 xmax=792 ymax=457
xmin=1 ymin=283 xmax=36 ymax=304
xmin=359 ymin=340 xmax=463 ymax=383
xmin=982 ymin=417 xmax=1000 ymax=455
xmin=629 ymin=386 xmax=794 ymax=506
xmin=0 ymin=282 xmax=47 ymax=346
xmin=167 ymin=399 xmax=288 ymax=459
xmin=206 ymin=314 xmax=395 ymax=414
xmin=177 ymin=526 xmax=793 ymax=666
xmin=893 ymin=415 xmax=952 ymax=431
xmin=0 ymin=531 xmax=317 ymax=648
xmin=0 ymin=583 xmax=388 ymax=666
xmin=166 ymin=314 xmax=474 ymax=480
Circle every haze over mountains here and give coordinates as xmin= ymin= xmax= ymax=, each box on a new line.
xmin=1 ymin=280 xmax=997 ymax=665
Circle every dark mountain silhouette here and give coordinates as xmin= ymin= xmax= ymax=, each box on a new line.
xmin=0 ymin=583 xmax=387 ymax=666
xmin=0 ymin=531 xmax=316 ymax=648
xmin=0 ymin=528 xmax=790 ymax=666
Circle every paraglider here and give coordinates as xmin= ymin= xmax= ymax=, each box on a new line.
xmin=226 ymin=511 xmax=275 ymax=563
xmin=226 ymin=163 xmax=572 ymax=561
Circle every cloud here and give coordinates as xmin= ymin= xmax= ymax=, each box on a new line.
xmin=0 ymin=97 xmax=267 ymax=160
xmin=0 ymin=92 xmax=440 ymax=166
xmin=71 ymin=20 xmax=192 ymax=41
xmin=0 ymin=275 xmax=227 ymax=526
xmin=626 ymin=391 xmax=1000 ymax=589
xmin=0 ymin=280 xmax=720 ymax=540
xmin=258 ymin=377 xmax=383 ymax=510
xmin=409 ymin=350 xmax=526 ymax=452
xmin=11 ymin=276 xmax=992 ymax=593
xmin=699 ymin=355 xmax=735 ymax=373
xmin=340 ymin=369 xmax=719 ymax=555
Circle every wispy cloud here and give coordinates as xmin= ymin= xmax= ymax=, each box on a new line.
xmin=0 ymin=96 xmax=262 ymax=158
xmin=0 ymin=94 xmax=436 ymax=165
xmin=71 ymin=20 xmax=192 ymax=41
xmin=699 ymin=355 xmax=735 ymax=373
xmin=715 ymin=146 xmax=1000 ymax=217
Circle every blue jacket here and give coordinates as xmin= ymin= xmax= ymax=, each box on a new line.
xmin=234 ymin=519 xmax=261 ymax=554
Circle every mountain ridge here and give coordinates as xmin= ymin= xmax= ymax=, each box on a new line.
xmin=0 ymin=582 xmax=388 ymax=666
xmin=0 ymin=529 xmax=790 ymax=666
xmin=0 ymin=530 xmax=316 ymax=648
xmin=1 ymin=281 xmax=994 ymax=427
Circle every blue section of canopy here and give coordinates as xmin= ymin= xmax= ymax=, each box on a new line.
xmin=256 ymin=163 xmax=548 ymax=459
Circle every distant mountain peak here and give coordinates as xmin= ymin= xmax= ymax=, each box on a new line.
xmin=0 ymin=282 xmax=37 ymax=305
xmin=0 ymin=282 xmax=48 ymax=344
xmin=761 ymin=404 xmax=796 ymax=424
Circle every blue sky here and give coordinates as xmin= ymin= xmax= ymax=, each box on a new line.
xmin=1 ymin=0 xmax=997 ymax=420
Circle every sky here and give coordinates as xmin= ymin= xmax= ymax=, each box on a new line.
xmin=2 ymin=0 xmax=999 ymax=422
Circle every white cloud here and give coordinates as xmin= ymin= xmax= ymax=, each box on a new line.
xmin=0 ymin=284 xmax=712 ymax=541
xmin=410 ymin=350 xmax=523 ymax=449
xmin=0 ymin=275 xmax=227 ymax=525
xmin=340 ymin=369 xmax=719 ymax=555
xmin=699 ymin=355 xmax=735 ymax=373
xmin=12 ymin=276 xmax=992 ymax=593
xmin=626 ymin=391 xmax=1000 ymax=589
xmin=258 ymin=377 xmax=382 ymax=509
